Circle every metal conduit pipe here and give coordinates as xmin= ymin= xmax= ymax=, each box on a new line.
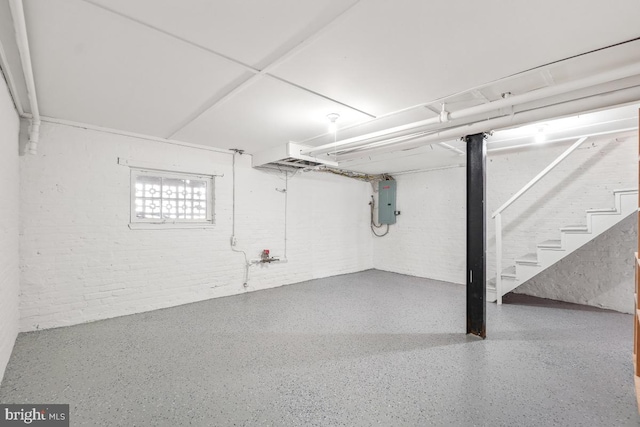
xmin=336 ymin=84 xmax=640 ymax=162
xmin=9 ymin=0 xmax=40 ymax=155
xmin=303 ymin=62 xmax=640 ymax=157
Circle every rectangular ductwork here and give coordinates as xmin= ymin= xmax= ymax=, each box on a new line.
xmin=252 ymin=142 xmax=339 ymax=169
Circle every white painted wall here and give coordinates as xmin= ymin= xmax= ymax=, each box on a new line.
xmin=0 ymin=75 xmax=20 ymax=382
xmin=486 ymin=134 xmax=636 ymax=281
xmin=516 ymin=213 xmax=636 ymax=313
xmin=375 ymin=134 xmax=637 ymax=311
xmin=13 ymin=117 xmax=637 ymax=338
xmin=373 ymin=167 xmax=467 ymax=284
xmin=19 ymin=122 xmax=373 ymax=331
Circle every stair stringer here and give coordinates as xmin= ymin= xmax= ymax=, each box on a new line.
xmin=488 ymin=189 xmax=637 ymax=302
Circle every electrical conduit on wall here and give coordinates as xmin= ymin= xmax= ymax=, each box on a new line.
xmin=230 ymin=151 xmax=250 ymax=287
xmin=230 ymin=153 xmax=291 ymax=288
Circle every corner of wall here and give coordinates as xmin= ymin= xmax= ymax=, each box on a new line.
xmin=0 ymin=68 xmax=21 ymax=384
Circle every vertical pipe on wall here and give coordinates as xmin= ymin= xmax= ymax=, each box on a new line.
xmin=8 ymin=0 xmax=40 ymax=155
xmin=466 ymin=133 xmax=487 ymax=338
xmin=495 ymin=213 xmax=502 ymax=305
xmin=232 ymin=153 xmax=237 ymax=237
xmin=230 ymin=151 xmax=250 ymax=286
xmin=284 ymin=171 xmax=288 ymax=259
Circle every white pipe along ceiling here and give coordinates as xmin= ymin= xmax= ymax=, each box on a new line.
xmin=9 ymin=0 xmax=39 ymax=155
xmin=302 ymin=61 xmax=640 ymax=160
xmin=336 ymin=84 xmax=640 ymax=161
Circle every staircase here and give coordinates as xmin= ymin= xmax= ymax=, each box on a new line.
xmin=488 ymin=188 xmax=638 ymax=302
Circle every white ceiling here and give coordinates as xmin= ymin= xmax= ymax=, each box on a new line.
xmin=0 ymin=0 xmax=639 ymax=172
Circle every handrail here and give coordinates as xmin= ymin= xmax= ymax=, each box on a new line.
xmin=492 ymin=136 xmax=588 ymax=218
xmin=492 ymin=135 xmax=588 ymax=305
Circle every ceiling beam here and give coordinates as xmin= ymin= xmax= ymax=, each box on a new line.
xmin=80 ymin=0 xmax=375 ymax=138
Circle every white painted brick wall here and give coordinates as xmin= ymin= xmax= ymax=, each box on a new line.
xmin=0 ymin=75 xmax=20 ymax=383
xmin=15 ymin=119 xmax=637 ymax=338
xmin=486 ymin=134 xmax=637 ymax=281
xmin=375 ymin=134 xmax=637 ymax=310
xmin=373 ymin=167 xmax=467 ymax=284
xmin=19 ymin=122 xmax=373 ymax=331
xmin=516 ymin=213 xmax=636 ymax=313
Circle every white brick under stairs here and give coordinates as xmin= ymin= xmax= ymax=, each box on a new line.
xmin=488 ymin=188 xmax=638 ymax=302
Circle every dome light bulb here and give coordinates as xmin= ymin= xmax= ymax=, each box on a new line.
xmin=327 ymin=113 xmax=340 ymax=134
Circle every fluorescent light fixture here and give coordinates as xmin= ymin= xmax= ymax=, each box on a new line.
xmin=535 ymin=127 xmax=547 ymax=143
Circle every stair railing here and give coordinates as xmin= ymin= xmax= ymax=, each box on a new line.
xmin=490 ymin=136 xmax=588 ymax=304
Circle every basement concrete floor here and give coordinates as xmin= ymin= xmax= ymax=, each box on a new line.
xmin=0 ymin=270 xmax=637 ymax=426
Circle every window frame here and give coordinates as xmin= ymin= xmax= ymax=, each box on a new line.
xmin=129 ymin=168 xmax=215 ymax=226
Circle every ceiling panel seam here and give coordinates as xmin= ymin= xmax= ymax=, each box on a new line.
xmin=79 ymin=0 xmax=375 ymax=138
xmin=164 ymin=0 xmax=372 ymax=138
xmin=506 ymin=36 xmax=640 ymax=78
xmin=267 ymin=75 xmax=375 ymax=118
xmin=81 ymin=0 xmax=259 ymax=74
xmin=165 ymin=73 xmax=262 ymax=138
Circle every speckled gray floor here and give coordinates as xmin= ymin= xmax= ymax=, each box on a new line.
xmin=0 ymin=270 xmax=637 ymax=426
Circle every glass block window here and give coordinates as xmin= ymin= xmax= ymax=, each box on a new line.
xmin=131 ymin=169 xmax=214 ymax=224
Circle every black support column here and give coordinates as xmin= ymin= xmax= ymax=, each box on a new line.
xmin=466 ymin=133 xmax=486 ymax=339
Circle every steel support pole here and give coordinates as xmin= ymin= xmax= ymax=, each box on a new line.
xmin=466 ymin=133 xmax=486 ymax=338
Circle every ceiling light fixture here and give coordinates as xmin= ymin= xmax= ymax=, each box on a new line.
xmin=535 ymin=126 xmax=547 ymax=143
xmin=327 ymin=113 xmax=340 ymax=134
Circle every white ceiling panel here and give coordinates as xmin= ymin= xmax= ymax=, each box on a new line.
xmin=173 ymin=76 xmax=371 ymax=152
xmin=271 ymin=0 xmax=640 ymax=117
xmin=24 ymin=0 xmax=251 ymax=136
xmin=86 ymin=0 xmax=358 ymax=69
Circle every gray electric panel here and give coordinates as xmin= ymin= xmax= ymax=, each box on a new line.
xmin=378 ymin=180 xmax=397 ymax=225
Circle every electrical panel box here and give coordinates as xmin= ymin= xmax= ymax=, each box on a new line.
xmin=378 ymin=180 xmax=397 ymax=225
